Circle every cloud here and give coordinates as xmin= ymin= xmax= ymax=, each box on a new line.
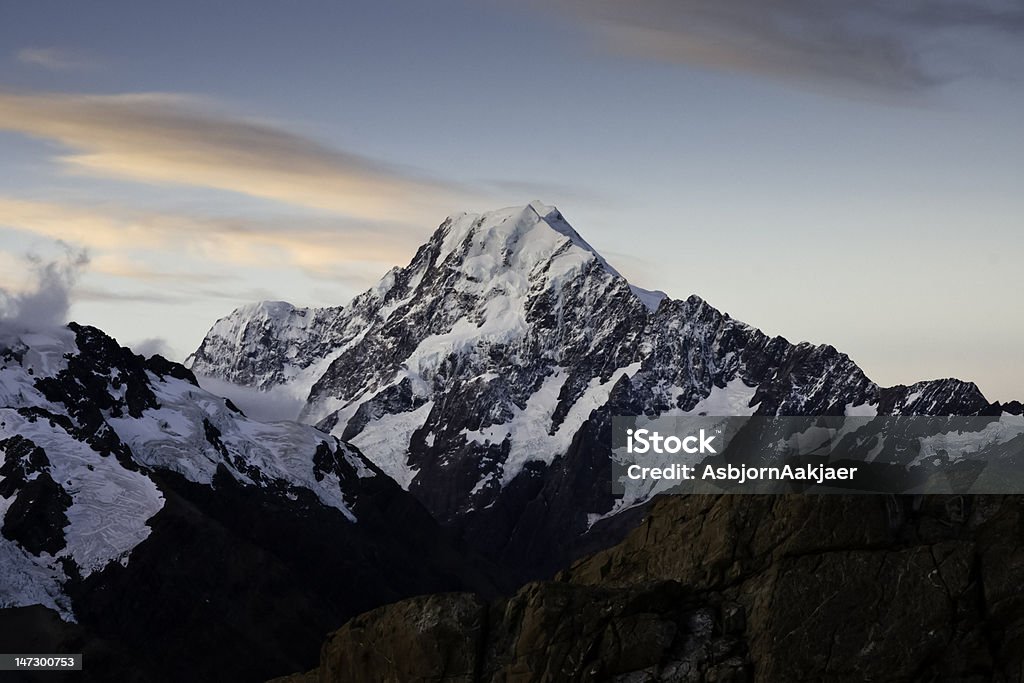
xmin=88 ymin=254 xmax=231 ymax=284
xmin=0 ymin=244 xmax=89 ymax=335
xmin=15 ymin=47 xmax=95 ymax=71
xmin=0 ymin=91 xmax=468 ymax=222
xmin=0 ymin=196 xmax=421 ymax=279
xmin=130 ymin=337 xmax=174 ymax=358
xmin=74 ymin=287 xmax=192 ymax=305
xmin=196 ymin=376 xmax=306 ymax=423
xmin=547 ymin=0 xmax=1024 ymax=92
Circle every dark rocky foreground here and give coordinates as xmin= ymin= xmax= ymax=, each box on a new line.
xmin=275 ymin=493 xmax=1024 ymax=682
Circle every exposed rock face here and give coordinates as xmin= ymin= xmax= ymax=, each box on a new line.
xmin=189 ymin=204 xmax=1010 ymax=582
xmin=286 ymin=493 xmax=1024 ymax=682
xmin=276 ymin=582 xmax=748 ymax=683
xmin=568 ymin=494 xmax=1024 ymax=681
xmin=319 ymin=592 xmax=485 ymax=682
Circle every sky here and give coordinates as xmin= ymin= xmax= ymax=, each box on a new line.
xmin=0 ymin=0 xmax=1022 ymax=401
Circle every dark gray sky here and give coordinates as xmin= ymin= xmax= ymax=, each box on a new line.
xmin=0 ymin=0 xmax=1022 ymax=400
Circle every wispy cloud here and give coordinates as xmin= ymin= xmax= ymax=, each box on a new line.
xmin=0 ymin=196 xmax=422 ymax=278
xmin=195 ymin=376 xmax=305 ymax=422
xmin=130 ymin=337 xmax=174 ymax=358
xmin=547 ymin=0 xmax=1024 ymax=92
xmin=0 ymin=91 xmax=469 ymax=222
xmin=88 ymin=254 xmax=231 ymax=284
xmin=15 ymin=47 xmax=96 ymax=71
xmin=74 ymin=286 xmax=192 ymax=305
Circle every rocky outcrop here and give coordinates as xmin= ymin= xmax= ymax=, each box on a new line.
xmin=274 ymin=581 xmax=748 ymax=683
xmin=286 ymin=493 xmax=1024 ymax=682
xmin=565 ymin=494 xmax=1024 ymax=681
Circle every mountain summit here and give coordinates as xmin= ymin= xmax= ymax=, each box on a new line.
xmin=188 ymin=204 xmax=1007 ymax=578
xmin=190 ymin=204 xmax=661 ymax=496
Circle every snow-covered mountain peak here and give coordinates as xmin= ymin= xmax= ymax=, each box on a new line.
xmin=240 ymin=299 xmax=298 ymax=320
xmin=434 ymin=203 xmax=666 ymax=313
xmin=436 ymin=203 xmax=612 ymax=282
xmin=187 ymin=203 xmax=1013 ymax=581
xmin=187 ymin=298 xmax=349 ymax=391
xmin=187 ymin=204 xmax=668 ymax=398
xmin=430 ymin=204 xmax=609 ymax=307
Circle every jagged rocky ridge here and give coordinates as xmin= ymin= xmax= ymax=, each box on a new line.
xmin=0 ymin=324 xmax=498 ymax=682
xmin=189 ymin=202 xmax=1019 ymax=579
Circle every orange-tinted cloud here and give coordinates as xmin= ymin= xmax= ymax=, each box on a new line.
xmin=0 ymin=91 xmax=468 ymax=222
xmin=0 ymin=196 xmax=421 ymax=279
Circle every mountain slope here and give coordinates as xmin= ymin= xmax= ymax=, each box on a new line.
xmin=0 ymin=324 xmax=499 ymax=681
xmin=189 ymin=203 xmax=1013 ymax=579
